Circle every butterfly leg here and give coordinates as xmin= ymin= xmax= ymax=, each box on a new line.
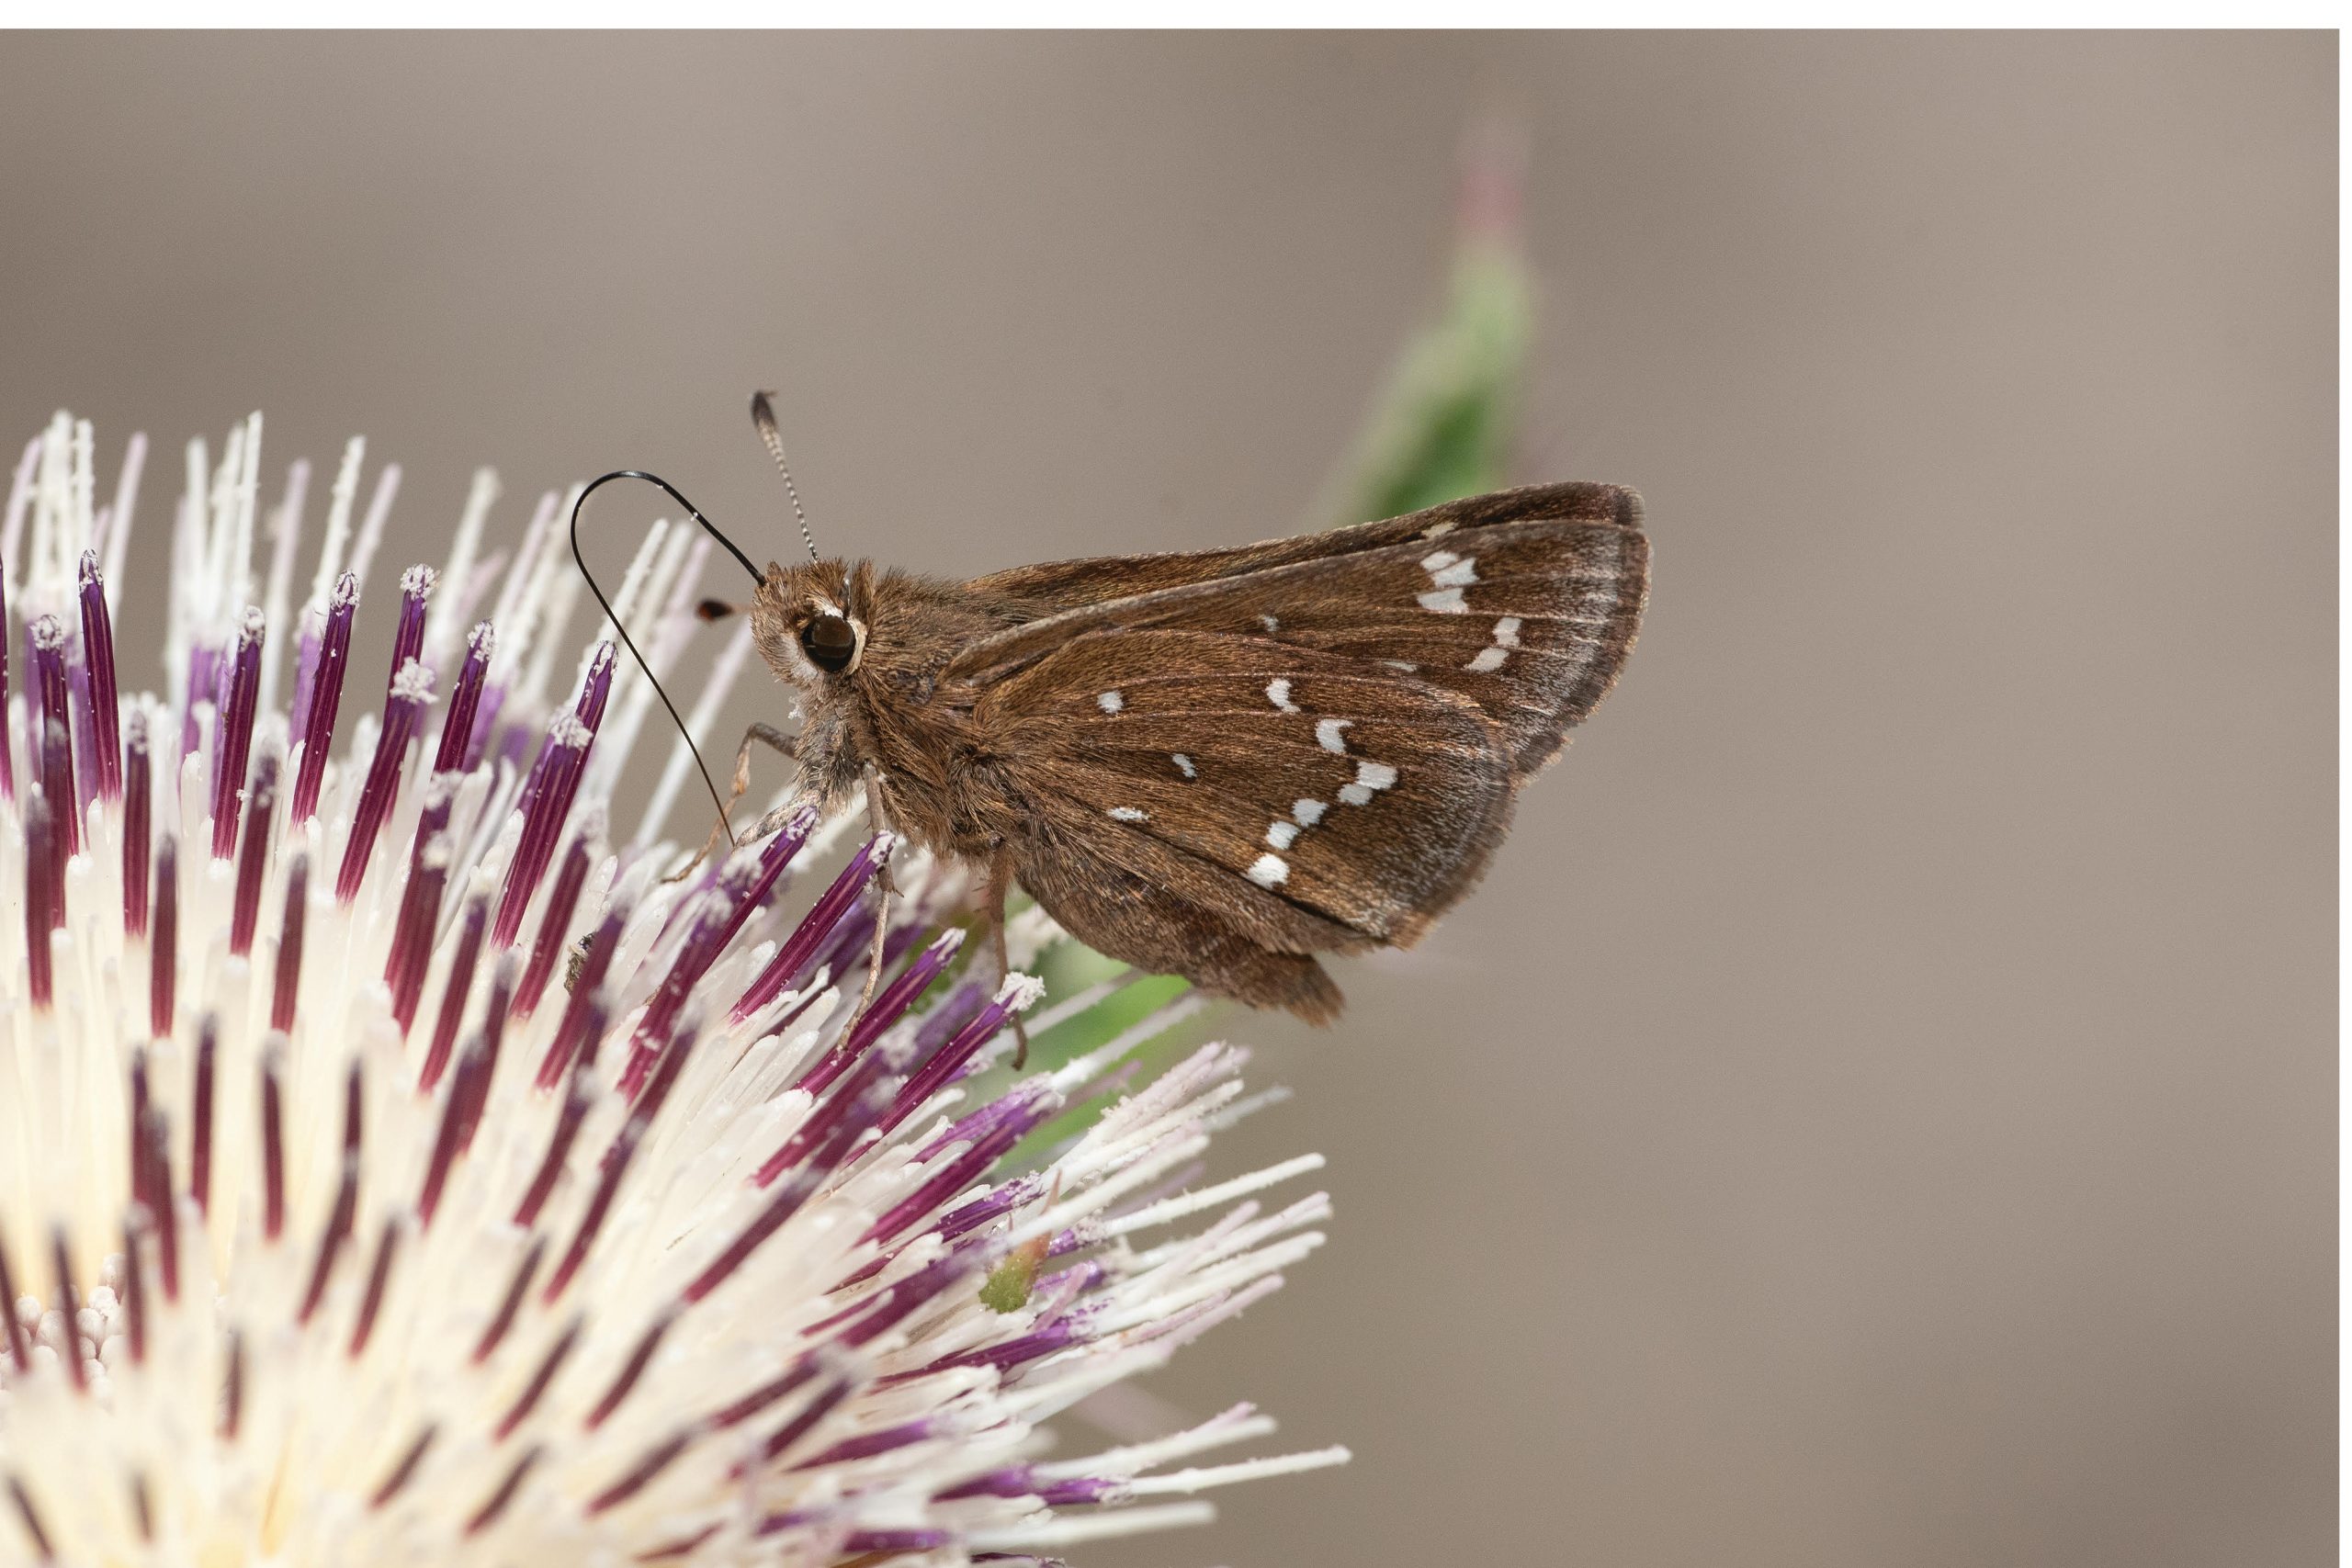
xmin=845 ymin=782 xmax=897 ymax=1032
xmin=985 ymin=846 xmax=1031 ymax=1069
xmin=730 ymin=722 xmax=798 ymax=802
xmin=663 ymin=722 xmax=798 ymax=883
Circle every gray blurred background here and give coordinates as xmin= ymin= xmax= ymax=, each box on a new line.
xmin=0 ymin=30 xmax=2332 ymax=1568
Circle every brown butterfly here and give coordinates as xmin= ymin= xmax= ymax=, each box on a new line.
xmin=580 ymin=394 xmax=1648 ymax=1043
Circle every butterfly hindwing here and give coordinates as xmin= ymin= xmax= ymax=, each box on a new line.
xmin=979 ymin=630 xmax=1516 ymax=948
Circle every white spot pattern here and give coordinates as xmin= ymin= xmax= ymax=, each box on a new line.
xmin=1420 ymin=550 xmax=1479 ymax=589
xmin=1293 ymin=798 xmax=1328 ymax=826
xmin=1338 ymin=758 xmax=1398 ymax=807
xmin=1266 ymin=679 xmax=1299 ymax=714
xmin=1466 ymin=615 xmax=1524 ymax=671
xmin=1259 ymin=614 xmax=1281 ymax=633
xmin=1097 ymin=690 xmax=1125 ymax=713
xmin=1107 ymin=806 xmax=1148 ymax=823
xmin=1417 ymin=548 xmax=1478 ymax=614
xmin=1265 ymin=821 xmax=1300 ymax=851
xmin=1247 ymin=853 xmax=1289 ymax=888
xmin=1315 ymin=717 xmax=1351 ymax=754
xmin=1421 ymin=520 xmax=1458 ymax=540
xmin=1172 ymin=753 xmax=1196 ymax=779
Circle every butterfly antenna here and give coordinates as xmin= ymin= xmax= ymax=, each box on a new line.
xmin=751 ymin=389 xmax=820 ymax=564
xmin=569 ymin=469 xmax=763 ymax=852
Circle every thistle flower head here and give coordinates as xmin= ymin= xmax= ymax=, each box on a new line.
xmin=0 ymin=413 xmax=1341 ymax=1563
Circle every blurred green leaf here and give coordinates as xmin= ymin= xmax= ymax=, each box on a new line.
xmin=1321 ymin=222 xmax=1535 ymax=527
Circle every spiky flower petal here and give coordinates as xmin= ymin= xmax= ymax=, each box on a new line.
xmin=0 ymin=413 xmax=1341 ymax=1564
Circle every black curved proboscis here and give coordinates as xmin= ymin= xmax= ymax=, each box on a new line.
xmin=568 ymin=468 xmax=767 ymax=855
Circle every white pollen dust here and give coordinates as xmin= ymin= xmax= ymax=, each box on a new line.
xmin=1315 ymin=718 xmax=1351 ymax=754
xmin=391 ymin=657 xmax=436 ymax=704
xmin=1265 ymin=821 xmax=1300 ymax=851
xmin=1266 ymin=679 xmax=1299 ymax=714
xmin=1247 ymin=852 xmax=1290 ymax=888
xmin=1293 ymin=798 xmax=1328 ymax=826
xmin=1172 ymin=753 xmax=1197 ymax=779
xmin=1107 ymin=806 xmax=1148 ymax=823
xmin=1097 ymin=690 xmax=1125 ymax=714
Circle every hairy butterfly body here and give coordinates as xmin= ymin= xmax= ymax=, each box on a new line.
xmin=724 ymin=469 xmax=1648 ymax=1024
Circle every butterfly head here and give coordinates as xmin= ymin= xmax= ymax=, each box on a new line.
xmin=750 ymin=560 xmax=868 ymax=685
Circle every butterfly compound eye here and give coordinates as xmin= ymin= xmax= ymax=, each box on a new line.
xmin=800 ymin=614 xmax=858 ymax=673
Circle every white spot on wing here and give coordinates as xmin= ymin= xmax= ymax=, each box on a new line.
xmin=1315 ymin=717 xmax=1351 ymax=754
xmin=1266 ymin=679 xmax=1300 ymax=714
xmin=1339 ymin=759 xmax=1397 ymax=807
xmin=1107 ymin=806 xmax=1148 ymax=823
xmin=1247 ymin=852 xmax=1289 ymax=888
xmin=1418 ymin=548 xmax=1478 ymax=612
xmin=1465 ymin=613 xmax=1524 ymax=673
xmin=1259 ymin=614 xmax=1280 ymax=633
xmin=1172 ymin=753 xmax=1196 ymax=779
xmin=1421 ymin=520 xmax=1457 ymax=540
xmin=1097 ymin=690 xmax=1125 ymax=713
xmin=1293 ymin=798 xmax=1328 ymax=826
xmin=1266 ymin=821 xmax=1300 ymax=850
xmin=1379 ymin=659 xmax=1419 ymax=672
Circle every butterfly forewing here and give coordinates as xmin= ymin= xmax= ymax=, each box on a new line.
xmin=953 ymin=484 xmax=1646 ymax=781
xmin=965 ymin=479 xmax=1639 ymax=611
xmin=1165 ymin=518 xmax=1646 ymax=779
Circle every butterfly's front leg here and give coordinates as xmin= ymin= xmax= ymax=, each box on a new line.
xmin=730 ymin=721 xmax=797 ymax=815
xmin=984 ymin=846 xmax=1031 ymax=1068
xmin=664 ymin=721 xmax=800 ymax=882
xmin=731 ymin=723 xmax=814 ymax=841
xmin=842 ymin=773 xmax=897 ymax=1032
